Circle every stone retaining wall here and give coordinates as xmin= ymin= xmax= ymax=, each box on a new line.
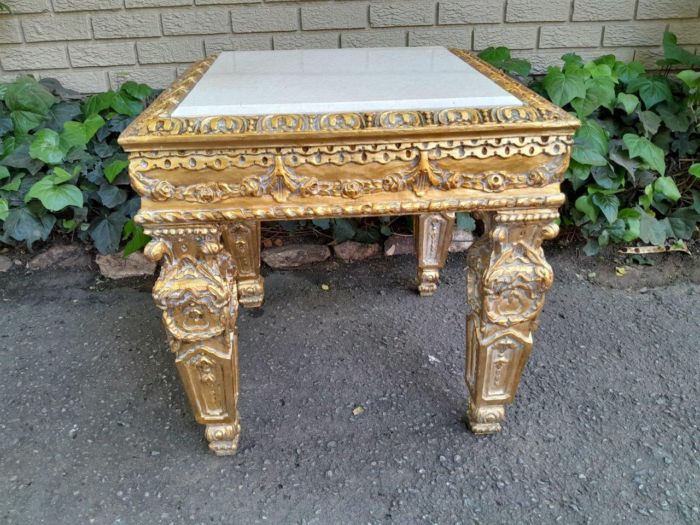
xmin=1 ymin=0 xmax=699 ymax=92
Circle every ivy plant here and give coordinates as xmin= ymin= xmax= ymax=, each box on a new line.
xmin=0 ymin=75 xmax=153 ymax=253
xmin=482 ymin=32 xmax=699 ymax=254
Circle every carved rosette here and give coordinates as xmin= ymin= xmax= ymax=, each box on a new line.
xmin=146 ymin=226 xmax=241 ymax=455
xmin=465 ymin=210 xmax=559 ymax=433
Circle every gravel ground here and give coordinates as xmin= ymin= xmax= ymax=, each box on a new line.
xmin=0 ymin=249 xmax=698 ymax=524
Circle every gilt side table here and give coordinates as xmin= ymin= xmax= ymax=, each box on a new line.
xmin=119 ymin=47 xmax=578 ymax=456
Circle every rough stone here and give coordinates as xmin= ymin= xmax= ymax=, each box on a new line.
xmin=474 ymin=25 xmax=538 ymax=50
xmin=0 ymin=255 xmax=12 ymax=273
xmin=408 ymin=28 xmax=471 ymax=47
xmin=603 ymin=22 xmax=668 ymax=47
xmin=438 ymin=0 xmax=504 ymax=24
xmin=506 ymin=0 xmax=571 ymax=22
xmin=341 ymin=30 xmax=406 ymax=48
xmin=1 ymin=45 xmax=71 ymax=71
xmin=22 ymin=14 xmax=92 ymax=42
xmin=384 ymin=235 xmax=414 ymax=257
xmin=301 ymin=4 xmax=367 ymax=30
xmin=572 ymin=0 xmax=635 ymax=21
xmin=273 ymin=32 xmax=339 ymax=50
xmin=333 ymin=241 xmax=381 ymax=262
xmin=448 ymin=230 xmax=475 ymax=253
xmin=261 ymin=244 xmax=331 ymax=268
xmin=137 ymin=38 xmax=205 ymax=64
xmin=370 ymin=1 xmax=435 ymax=28
xmin=92 ymin=12 xmax=161 ymax=39
xmin=53 ymin=0 xmax=120 ymax=10
xmin=68 ymin=42 xmax=137 ymax=67
xmin=95 ymin=252 xmax=156 ymax=279
xmin=28 ymin=245 xmax=91 ymax=271
xmin=231 ymin=6 xmax=299 ymax=33
xmin=162 ymin=8 xmax=232 ymax=36
xmin=637 ymin=0 xmax=700 ymax=20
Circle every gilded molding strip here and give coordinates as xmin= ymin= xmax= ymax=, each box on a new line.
xmin=136 ymin=194 xmax=566 ymax=226
xmin=118 ymin=50 xmax=578 ymax=148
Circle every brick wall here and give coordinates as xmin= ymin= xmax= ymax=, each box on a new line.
xmin=1 ymin=0 xmax=699 ymax=92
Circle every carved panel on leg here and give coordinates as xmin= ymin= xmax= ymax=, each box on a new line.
xmin=223 ymin=221 xmax=264 ymax=308
xmin=465 ymin=210 xmax=559 ymax=434
xmin=415 ymin=212 xmax=455 ymax=296
xmin=145 ymin=226 xmax=241 ymax=455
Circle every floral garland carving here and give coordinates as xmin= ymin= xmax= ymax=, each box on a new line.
xmin=131 ymin=157 xmax=563 ymax=204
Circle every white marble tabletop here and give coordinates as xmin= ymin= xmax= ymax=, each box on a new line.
xmin=172 ymin=47 xmax=522 ymax=118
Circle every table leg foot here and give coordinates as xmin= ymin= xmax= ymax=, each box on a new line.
xmin=206 ymin=423 xmax=241 ymax=456
xmin=238 ymin=276 xmax=265 ymax=308
xmin=466 ymin=401 xmax=504 ymax=434
xmin=464 ymin=211 xmax=559 ymax=434
xmin=415 ymin=212 xmax=455 ymax=296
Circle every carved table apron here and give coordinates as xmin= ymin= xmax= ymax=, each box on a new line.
xmin=119 ymin=47 xmax=578 ymax=455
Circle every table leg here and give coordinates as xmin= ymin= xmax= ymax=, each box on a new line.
xmin=223 ymin=221 xmax=264 ymax=308
xmin=145 ymin=226 xmax=241 ymax=455
xmin=465 ymin=210 xmax=559 ymax=433
xmin=414 ymin=212 xmax=455 ymax=296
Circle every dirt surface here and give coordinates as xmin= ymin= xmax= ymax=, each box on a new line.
xmin=0 ymin=249 xmax=698 ymax=524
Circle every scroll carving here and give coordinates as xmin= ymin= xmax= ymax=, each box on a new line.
xmin=146 ymin=226 xmax=242 ymax=455
xmin=465 ymin=210 xmax=559 ymax=433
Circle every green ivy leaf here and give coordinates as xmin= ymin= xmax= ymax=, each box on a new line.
xmin=90 ymin=211 xmax=128 ymax=254
xmin=120 ymin=81 xmax=153 ymax=101
xmin=622 ymin=134 xmax=666 ymax=175
xmin=332 ymin=218 xmax=356 ymax=242
xmin=689 ymin=164 xmax=700 ymax=178
xmin=668 ymin=207 xmax=700 ymax=240
xmin=653 ymin=176 xmax=681 ymax=202
xmin=627 ymin=77 xmax=673 ymax=109
xmin=104 ymin=159 xmax=129 ymax=183
xmin=614 ymin=61 xmax=645 ymax=84
xmin=478 ymin=47 xmax=532 ymax=76
xmin=122 ymin=219 xmax=151 ymax=256
xmin=638 ymin=211 xmax=668 ymax=246
xmin=60 ymin=114 xmax=106 ymax=150
xmin=676 ymin=70 xmax=700 ymax=89
xmin=3 ymin=207 xmax=55 ymax=248
xmin=29 ymin=128 xmax=65 ymax=165
xmin=82 ymin=91 xmax=116 ymax=117
xmin=311 ymin=218 xmax=331 ymax=230
xmin=0 ymin=166 xmax=9 ymax=180
xmin=110 ymin=93 xmax=143 ymax=117
xmin=616 ymin=92 xmax=639 ymax=114
xmin=637 ymin=110 xmax=661 ymax=136
xmin=542 ymin=67 xmax=587 ymax=107
xmin=657 ymin=31 xmax=700 ymax=68
xmin=591 ymin=193 xmax=619 ymax=224
xmin=0 ymin=198 xmax=8 ymax=221
xmin=575 ymin=195 xmax=599 ymax=222
xmin=4 ymin=76 xmax=55 ymax=115
xmin=11 ymin=110 xmax=45 ymax=135
xmin=571 ymin=145 xmax=608 ymax=166
xmin=1 ymin=174 xmax=22 ymax=192
xmin=656 ymin=105 xmax=690 ymax=133
xmin=25 ymin=168 xmax=83 ymax=212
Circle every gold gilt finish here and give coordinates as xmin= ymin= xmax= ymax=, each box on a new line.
xmin=119 ymin=49 xmax=578 ymax=455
